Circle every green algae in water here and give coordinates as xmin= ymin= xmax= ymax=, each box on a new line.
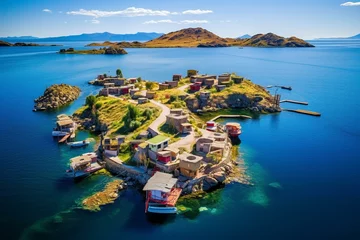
xmin=248 ymin=188 xmax=269 ymax=207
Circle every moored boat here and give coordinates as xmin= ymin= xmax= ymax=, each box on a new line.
xmin=206 ymin=121 xmax=217 ymax=132
xmin=66 ymin=152 xmax=104 ymax=178
xmin=67 ymin=140 xmax=90 ymax=148
xmin=224 ymin=122 xmax=242 ymax=138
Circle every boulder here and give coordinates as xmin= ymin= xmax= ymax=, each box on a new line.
xmin=202 ymin=176 xmax=218 ymax=191
xmin=213 ymin=172 xmax=226 ymax=183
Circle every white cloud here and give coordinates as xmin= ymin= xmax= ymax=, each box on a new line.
xmin=143 ymin=19 xmax=176 ymax=24
xmin=67 ymin=7 xmax=178 ymax=18
xmin=91 ymin=19 xmax=100 ymax=24
xmin=182 ymin=9 xmax=213 ymax=14
xmin=143 ymin=19 xmax=208 ymax=24
xmin=42 ymin=9 xmax=52 ymax=13
xmin=340 ymin=2 xmax=360 ymax=6
xmin=180 ymin=20 xmax=208 ymax=24
xmin=220 ymin=20 xmax=231 ymax=23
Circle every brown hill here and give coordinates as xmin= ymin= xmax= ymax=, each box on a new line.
xmin=145 ymin=27 xmax=230 ymax=48
xmin=234 ymin=33 xmax=314 ymax=47
xmin=87 ymin=41 xmax=146 ymax=48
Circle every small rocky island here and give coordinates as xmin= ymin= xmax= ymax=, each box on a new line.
xmin=0 ymin=40 xmax=61 ymax=47
xmin=33 ymin=84 xmax=81 ymax=111
xmin=59 ymin=47 xmax=127 ymax=55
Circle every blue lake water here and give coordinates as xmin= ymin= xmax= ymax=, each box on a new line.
xmin=1 ymin=40 xmax=360 ymax=239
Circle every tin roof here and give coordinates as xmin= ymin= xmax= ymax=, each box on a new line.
xmin=143 ymin=172 xmax=177 ymax=192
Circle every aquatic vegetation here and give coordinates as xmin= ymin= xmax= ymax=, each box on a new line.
xmin=248 ymin=188 xmax=269 ymax=207
xmin=81 ymin=179 xmax=124 ymax=212
xmin=177 ymin=190 xmax=223 ymax=219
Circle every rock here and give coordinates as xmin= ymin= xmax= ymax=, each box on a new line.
xmin=104 ymin=47 xmax=128 ymax=55
xmin=213 ymin=172 xmax=226 ymax=183
xmin=203 ymin=177 xmax=218 ymax=191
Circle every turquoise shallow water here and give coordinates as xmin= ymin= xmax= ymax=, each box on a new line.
xmin=1 ymin=40 xmax=360 ymax=239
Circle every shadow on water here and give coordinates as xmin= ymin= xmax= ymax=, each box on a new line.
xmin=54 ymin=176 xmax=75 ymax=192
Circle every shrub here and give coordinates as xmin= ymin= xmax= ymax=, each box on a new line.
xmin=142 ymin=108 xmax=153 ymax=120
xmin=116 ymin=69 xmax=123 ymax=78
xmin=129 ymin=120 xmax=142 ymax=130
xmin=145 ymin=81 xmax=156 ymax=90
xmin=169 ymin=95 xmax=178 ymax=102
xmin=86 ymin=95 xmax=96 ymax=109
xmin=95 ymin=102 xmax=102 ymax=110
xmin=137 ymin=77 xmax=142 ymax=83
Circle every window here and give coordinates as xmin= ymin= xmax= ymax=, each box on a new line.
xmin=157 ymin=144 xmax=161 ymax=149
xmin=164 ymin=141 xmax=168 ymax=147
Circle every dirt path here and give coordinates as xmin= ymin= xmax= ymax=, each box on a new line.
xmin=147 ymin=100 xmax=170 ymax=136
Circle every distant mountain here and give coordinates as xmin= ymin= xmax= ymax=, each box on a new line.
xmin=315 ymin=33 xmax=360 ymax=40
xmin=0 ymin=36 xmax=39 ymax=40
xmin=0 ymin=32 xmax=163 ymax=42
xmin=237 ymin=34 xmax=252 ymax=39
xmin=234 ymin=33 xmax=314 ymax=47
xmin=0 ymin=40 xmax=61 ymax=47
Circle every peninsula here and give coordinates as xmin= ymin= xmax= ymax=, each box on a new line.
xmin=59 ymin=47 xmax=127 ymax=55
xmin=85 ymin=27 xmax=314 ymax=48
xmin=0 ymin=40 xmax=61 ymax=47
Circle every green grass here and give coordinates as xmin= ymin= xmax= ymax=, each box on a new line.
xmin=158 ymin=123 xmax=181 ymax=143
xmin=195 ymin=108 xmax=258 ymax=122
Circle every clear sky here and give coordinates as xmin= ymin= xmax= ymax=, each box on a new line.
xmin=1 ymin=0 xmax=359 ymax=39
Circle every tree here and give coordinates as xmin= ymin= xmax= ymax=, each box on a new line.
xmin=137 ymin=77 xmax=142 ymax=83
xmin=86 ymin=95 xmax=96 ymax=109
xmin=116 ymin=69 xmax=123 ymax=78
xmin=145 ymin=81 xmax=155 ymax=90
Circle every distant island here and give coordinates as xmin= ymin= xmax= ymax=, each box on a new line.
xmin=0 ymin=40 xmax=61 ymax=47
xmin=85 ymin=27 xmax=314 ymax=48
xmin=59 ymin=47 xmax=127 ymax=55
xmin=0 ymin=32 xmax=163 ymax=42
xmin=315 ymin=33 xmax=360 ymax=40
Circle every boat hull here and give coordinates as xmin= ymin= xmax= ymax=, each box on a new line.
xmin=52 ymin=131 xmax=68 ymax=137
xmin=147 ymin=205 xmax=177 ymax=214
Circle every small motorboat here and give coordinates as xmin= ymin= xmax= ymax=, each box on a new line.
xmin=280 ymin=86 xmax=292 ymax=90
xmin=67 ymin=140 xmax=90 ymax=148
xmin=206 ymin=121 xmax=217 ymax=132
xmin=52 ymin=130 xmax=69 ymax=137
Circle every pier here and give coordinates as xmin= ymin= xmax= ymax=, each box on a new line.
xmin=210 ymin=114 xmax=252 ymax=121
xmin=282 ymin=109 xmax=321 ymax=117
xmin=280 ymin=99 xmax=309 ymax=105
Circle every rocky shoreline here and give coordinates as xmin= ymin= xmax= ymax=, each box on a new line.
xmin=33 ymin=84 xmax=81 ymax=111
xmin=59 ymin=47 xmax=127 ymax=55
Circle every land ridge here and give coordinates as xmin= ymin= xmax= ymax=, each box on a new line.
xmin=85 ymin=27 xmax=314 ymax=48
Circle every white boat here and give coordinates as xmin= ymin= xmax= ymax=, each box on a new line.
xmin=147 ymin=204 xmax=177 ymax=214
xmin=67 ymin=140 xmax=90 ymax=148
xmin=52 ymin=131 xmax=69 ymax=137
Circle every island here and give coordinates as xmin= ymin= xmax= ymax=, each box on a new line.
xmin=64 ymin=69 xmax=282 ymax=213
xmin=33 ymin=84 xmax=81 ymax=111
xmin=85 ymin=27 xmax=314 ymax=48
xmin=0 ymin=40 xmax=61 ymax=47
xmin=58 ymin=47 xmax=127 ymax=55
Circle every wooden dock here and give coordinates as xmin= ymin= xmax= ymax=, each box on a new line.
xmin=282 ymin=109 xmax=321 ymax=117
xmin=210 ymin=114 xmax=252 ymax=121
xmin=58 ymin=134 xmax=70 ymax=143
xmin=280 ymin=100 xmax=309 ymax=105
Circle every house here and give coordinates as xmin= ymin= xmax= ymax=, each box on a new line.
xmin=190 ymin=74 xmax=217 ymax=84
xmin=105 ymin=77 xmax=126 ymax=86
xmin=172 ymin=74 xmax=182 ymax=81
xmin=129 ymin=88 xmax=139 ymax=97
xmin=187 ymin=69 xmax=198 ymax=78
xmin=103 ymin=136 xmax=125 ymax=156
xmin=179 ymin=152 xmax=203 ymax=178
xmin=119 ymin=86 xmax=131 ymax=94
xmin=159 ymin=83 xmax=169 ymax=90
xmin=195 ymin=132 xmax=228 ymax=161
xmin=55 ymin=114 xmax=76 ymax=134
xmin=104 ymin=83 xmax=115 ymax=88
xmin=146 ymin=91 xmax=156 ymax=99
xmin=170 ymin=109 xmax=183 ymax=115
xmin=216 ymin=85 xmax=226 ymax=92
xmin=164 ymin=147 xmax=180 ymax=161
xmin=166 ymin=112 xmax=189 ymax=133
xmin=97 ymin=75 xmax=105 ymax=80
xmin=147 ymin=135 xmax=170 ymax=159
xmin=232 ymin=76 xmax=244 ymax=84
xmin=143 ymin=172 xmax=182 ymax=214
xmin=189 ymin=82 xmax=202 ymax=92
xmin=138 ymin=98 xmax=149 ymax=104
xmin=137 ymin=130 xmax=149 ymax=139
xmin=204 ymin=78 xmax=215 ymax=88
xmin=130 ymin=139 xmax=145 ymax=150
xmin=218 ymin=73 xmax=231 ymax=85
xmin=165 ymin=81 xmax=178 ymax=88
xmin=127 ymin=78 xmax=137 ymax=84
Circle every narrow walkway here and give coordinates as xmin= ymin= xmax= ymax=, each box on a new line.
xmin=148 ymin=100 xmax=170 ymax=136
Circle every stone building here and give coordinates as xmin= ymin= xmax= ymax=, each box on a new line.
xmin=179 ymin=152 xmax=203 ymax=178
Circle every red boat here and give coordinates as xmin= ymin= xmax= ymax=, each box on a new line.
xmin=224 ymin=122 xmax=242 ymax=138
